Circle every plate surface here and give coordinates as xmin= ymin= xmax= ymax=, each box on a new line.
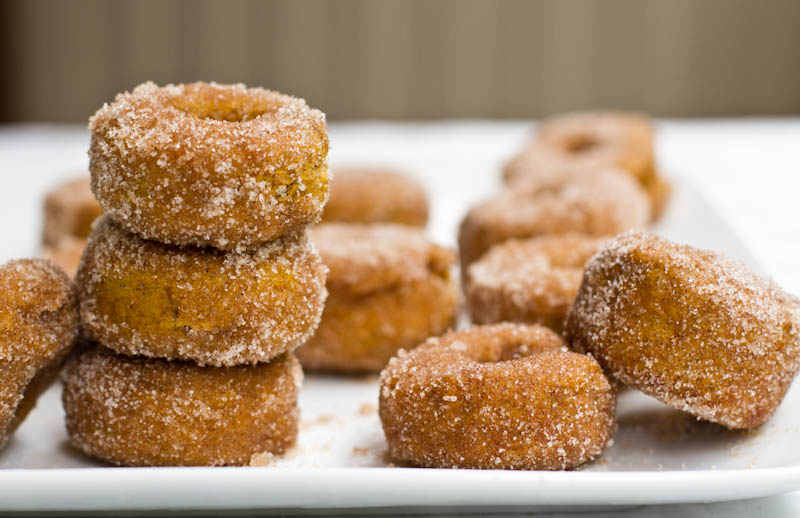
xmin=0 ymin=123 xmax=798 ymax=512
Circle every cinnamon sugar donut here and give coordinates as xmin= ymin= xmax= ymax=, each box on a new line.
xmin=1 ymin=259 xmax=79 ymax=450
xmin=537 ymin=111 xmax=655 ymax=182
xmin=322 ymin=168 xmax=429 ymax=226
xmin=379 ymin=323 xmax=615 ymax=470
xmin=77 ymin=215 xmax=327 ymax=366
xmin=503 ymin=112 xmax=669 ymax=220
xmin=89 ymin=81 xmax=329 ymax=250
xmin=565 ymin=231 xmax=800 ymax=429
xmin=62 ymin=345 xmax=301 ymax=466
xmin=458 ymin=168 xmax=649 ymax=268
xmin=296 ymin=223 xmax=459 ymax=373
xmin=466 ymin=234 xmax=605 ymax=333
xmin=42 ymin=176 xmax=102 ymax=246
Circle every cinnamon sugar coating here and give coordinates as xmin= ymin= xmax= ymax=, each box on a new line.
xmin=77 ymin=216 xmax=327 ymax=366
xmin=62 ymin=345 xmax=302 ymax=466
xmin=0 ymin=259 xmax=79 ymax=450
xmin=296 ymin=223 xmax=460 ymax=372
xmin=42 ymin=176 xmax=102 ymax=246
xmin=466 ymin=234 xmax=605 ymax=333
xmin=565 ymin=231 xmax=800 ymax=429
xmin=379 ymin=323 xmax=615 ymax=470
xmin=458 ymin=168 xmax=649 ymax=269
xmin=322 ymin=168 xmax=429 ymax=227
xmin=89 ymin=81 xmax=329 ymax=250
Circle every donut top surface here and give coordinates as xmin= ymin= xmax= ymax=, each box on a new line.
xmin=90 ymin=81 xmax=327 ymax=173
xmin=311 ymin=223 xmax=455 ymax=296
xmin=537 ymin=111 xmax=654 ymax=179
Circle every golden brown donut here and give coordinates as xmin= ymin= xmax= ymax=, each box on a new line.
xmin=322 ymin=168 xmax=429 ymax=226
xmin=503 ymin=112 xmax=669 ymax=221
xmin=537 ymin=111 xmax=655 ymax=182
xmin=77 ymin=215 xmax=327 ymax=366
xmin=466 ymin=234 xmax=605 ymax=333
xmin=0 ymin=259 xmax=79 ymax=450
xmin=379 ymin=323 xmax=615 ymax=470
xmin=296 ymin=223 xmax=459 ymax=373
xmin=89 ymin=81 xmax=329 ymax=250
xmin=62 ymin=344 xmax=301 ymax=466
xmin=458 ymin=168 xmax=650 ymax=269
xmin=42 ymin=176 xmax=102 ymax=246
xmin=565 ymin=231 xmax=800 ymax=429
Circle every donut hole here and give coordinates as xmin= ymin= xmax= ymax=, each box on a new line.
xmin=563 ymin=134 xmax=601 ymax=154
xmin=168 ymin=91 xmax=276 ymax=123
xmin=474 ymin=340 xmax=535 ymax=364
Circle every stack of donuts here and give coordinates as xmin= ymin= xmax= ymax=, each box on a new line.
xmin=61 ymin=82 xmax=330 ymax=466
xmin=297 ymin=168 xmax=461 ymax=373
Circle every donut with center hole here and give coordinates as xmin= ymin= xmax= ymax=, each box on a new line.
xmin=379 ymin=323 xmax=615 ymax=470
xmin=89 ymin=81 xmax=329 ymax=250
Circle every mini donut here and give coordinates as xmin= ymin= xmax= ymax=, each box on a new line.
xmin=458 ymin=168 xmax=650 ymax=269
xmin=42 ymin=176 xmax=102 ymax=246
xmin=565 ymin=231 xmax=800 ymax=429
xmin=89 ymin=81 xmax=329 ymax=250
xmin=42 ymin=236 xmax=86 ymax=278
xmin=322 ymin=168 xmax=429 ymax=226
xmin=503 ymin=142 xmax=669 ymax=222
xmin=466 ymin=234 xmax=605 ymax=333
xmin=537 ymin=111 xmax=655 ymax=182
xmin=0 ymin=259 xmax=79 ymax=450
xmin=62 ymin=344 xmax=301 ymax=466
xmin=296 ymin=223 xmax=460 ymax=373
xmin=77 ymin=215 xmax=327 ymax=367
xmin=379 ymin=323 xmax=615 ymax=470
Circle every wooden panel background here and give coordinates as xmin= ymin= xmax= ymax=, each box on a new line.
xmin=2 ymin=0 xmax=800 ymax=122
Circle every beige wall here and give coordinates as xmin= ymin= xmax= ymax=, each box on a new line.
xmin=2 ymin=0 xmax=800 ymax=122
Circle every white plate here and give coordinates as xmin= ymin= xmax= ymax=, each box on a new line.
xmin=0 ymin=124 xmax=799 ymax=513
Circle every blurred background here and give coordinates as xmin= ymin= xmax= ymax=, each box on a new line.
xmin=2 ymin=0 xmax=800 ymax=122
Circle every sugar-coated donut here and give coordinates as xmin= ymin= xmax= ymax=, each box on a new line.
xmin=379 ymin=323 xmax=615 ymax=470
xmin=458 ymin=168 xmax=649 ymax=269
xmin=565 ymin=231 xmax=800 ymax=429
xmin=322 ymin=168 xmax=429 ymax=227
xmin=296 ymin=223 xmax=459 ymax=372
xmin=466 ymin=234 xmax=605 ymax=333
xmin=62 ymin=345 xmax=301 ymax=466
xmin=42 ymin=176 xmax=102 ymax=247
xmin=537 ymin=111 xmax=655 ymax=182
xmin=89 ymin=81 xmax=329 ymax=250
xmin=77 ymin=215 xmax=327 ymax=367
xmin=0 ymin=259 xmax=79 ymax=450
